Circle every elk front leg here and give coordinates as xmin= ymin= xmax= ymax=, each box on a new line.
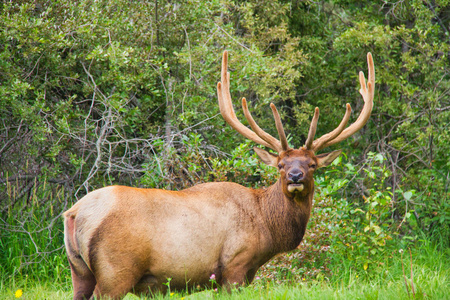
xmin=221 ymin=268 xmax=247 ymax=292
xmin=221 ymin=253 xmax=259 ymax=292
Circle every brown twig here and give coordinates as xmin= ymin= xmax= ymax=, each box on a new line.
xmin=409 ymin=248 xmax=415 ymax=297
xmin=400 ymin=249 xmax=410 ymax=298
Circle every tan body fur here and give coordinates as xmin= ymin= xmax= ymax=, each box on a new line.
xmin=64 ymin=176 xmax=313 ymax=299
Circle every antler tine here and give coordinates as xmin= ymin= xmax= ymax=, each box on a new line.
xmin=304 ymin=107 xmax=319 ymax=150
xmin=270 ymin=103 xmax=291 ymax=151
xmin=217 ymin=51 xmax=280 ymax=152
xmin=242 ymin=99 xmax=284 ymax=152
xmin=217 ymin=83 xmax=273 ymax=150
xmin=309 ymin=52 xmax=375 ymax=152
xmin=311 ymin=103 xmax=351 ymax=151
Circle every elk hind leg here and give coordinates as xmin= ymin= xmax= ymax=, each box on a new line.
xmin=65 ymin=214 xmax=96 ymax=300
xmin=90 ymin=258 xmax=145 ymax=299
xmin=68 ymin=258 xmax=96 ymax=300
xmin=91 ymin=273 xmax=141 ymax=300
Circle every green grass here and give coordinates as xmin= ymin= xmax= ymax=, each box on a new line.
xmin=1 ymin=275 xmax=448 ymax=300
xmin=2 ymin=242 xmax=449 ymax=300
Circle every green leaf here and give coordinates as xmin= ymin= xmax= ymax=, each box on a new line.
xmin=404 ymin=191 xmax=413 ymax=201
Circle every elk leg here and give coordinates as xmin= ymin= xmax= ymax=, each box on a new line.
xmin=90 ymin=280 xmax=134 ymax=300
xmin=221 ymin=260 xmax=256 ymax=291
xmin=133 ymin=274 xmax=160 ymax=295
xmin=90 ymin=264 xmax=144 ymax=299
xmin=68 ymin=258 xmax=96 ymax=300
xmin=221 ymin=269 xmax=247 ymax=292
xmin=222 ymin=268 xmax=260 ymax=291
xmin=65 ymin=215 xmax=96 ymax=300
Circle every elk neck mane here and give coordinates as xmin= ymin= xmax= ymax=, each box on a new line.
xmin=257 ymin=178 xmax=314 ymax=253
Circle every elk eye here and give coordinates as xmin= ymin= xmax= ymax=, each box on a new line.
xmin=310 ymin=164 xmax=317 ymax=169
xmin=278 ymin=163 xmax=283 ymax=169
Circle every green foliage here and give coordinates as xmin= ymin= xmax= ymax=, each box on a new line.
xmin=316 ymin=153 xmax=399 ymax=276
xmin=140 ymin=137 xmax=277 ymax=190
xmin=0 ymin=179 xmax=71 ymax=282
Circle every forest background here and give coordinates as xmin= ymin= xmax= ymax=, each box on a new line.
xmin=0 ymin=0 xmax=449 ymax=299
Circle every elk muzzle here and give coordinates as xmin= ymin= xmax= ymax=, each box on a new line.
xmin=287 ymin=169 xmax=305 ymax=193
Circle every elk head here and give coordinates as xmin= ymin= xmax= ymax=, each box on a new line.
xmin=217 ymin=51 xmax=375 ymax=199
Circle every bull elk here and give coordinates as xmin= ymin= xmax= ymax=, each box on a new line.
xmin=64 ymin=51 xmax=375 ymax=299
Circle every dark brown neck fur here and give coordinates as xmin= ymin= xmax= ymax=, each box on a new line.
xmin=260 ymin=178 xmax=314 ymax=254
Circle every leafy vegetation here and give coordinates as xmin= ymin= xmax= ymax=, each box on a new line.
xmin=1 ymin=0 xmax=449 ymax=298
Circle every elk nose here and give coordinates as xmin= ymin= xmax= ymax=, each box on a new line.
xmin=288 ymin=170 xmax=304 ymax=183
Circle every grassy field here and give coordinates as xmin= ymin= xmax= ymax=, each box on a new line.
xmin=2 ymin=242 xmax=449 ymax=300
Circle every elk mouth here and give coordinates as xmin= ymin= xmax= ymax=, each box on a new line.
xmin=287 ymin=183 xmax=304 ymax=193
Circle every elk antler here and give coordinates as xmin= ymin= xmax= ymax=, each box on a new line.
xmin=217 ymin=51 xmax=291 ymax=153
xmin=305 ymin=52 xmax=375 ymax=152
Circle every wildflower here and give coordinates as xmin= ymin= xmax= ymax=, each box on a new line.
xmin=170 ymin=292 xmax=174 ymax=296
xmin=15 ymin=289 xmax=23 ymax=298
xmin=255 ymin=276 xmax=260 ymax=280
xmin=210 ymin=274 xmax=216 ymax=280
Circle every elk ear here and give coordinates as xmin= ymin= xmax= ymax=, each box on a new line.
xmin=254 ymin=147 xmax=278 ymax=167
xmin=316 ymin=150 xmax=342 ymax=168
